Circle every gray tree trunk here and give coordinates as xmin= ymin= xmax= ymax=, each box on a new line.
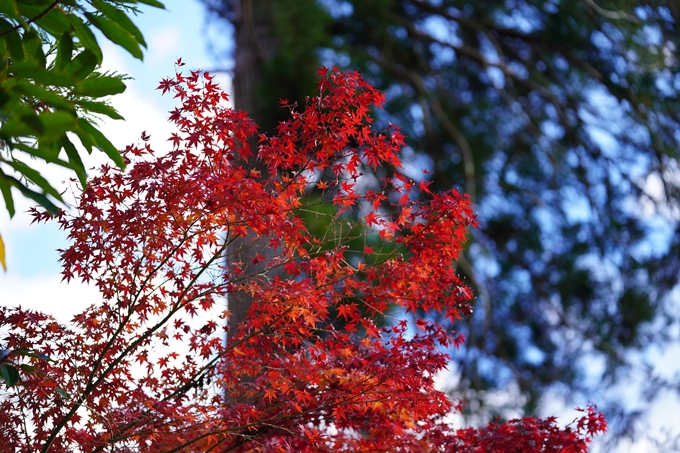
xmin=227 ymin=0 xmax=281 ymax=340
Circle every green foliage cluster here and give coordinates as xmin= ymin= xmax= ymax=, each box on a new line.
xmin=0 ymin=347 xmax=49 ymax=387
xmin=0 ymin=0 xmax=163 ymax=218
xmin=0 ymin=0 xmax=164 ymax=374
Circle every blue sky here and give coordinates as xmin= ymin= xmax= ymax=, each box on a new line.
xmin=0 ymin=1 xmax=233 ymax=319
xmin=1 ymin=1 xmax=228 ymax=278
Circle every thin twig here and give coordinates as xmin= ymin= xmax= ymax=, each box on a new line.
xmin=0 ymin=1 xmax=61 ymax=37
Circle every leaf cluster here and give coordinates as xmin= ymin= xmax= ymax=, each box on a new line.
xmin=0 ymin=66 xmax=605 ymax=452
xmin=0 ymin=346 xmax=50 ymax=387
xmin=0 ymin=0 xmax=163 ymax=217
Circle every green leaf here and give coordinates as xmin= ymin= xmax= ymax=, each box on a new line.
xmin=11 ymin=141 xmax=64 ymax=165
xmin=10 ymin=62 xmax=75 ymax=87
xmin=39 ymin=111 xmax=77 ymax=138
xmin=60 ymin=136 xmax=87 ymax=186
xmin=54 ymin=32 xmax=74 ymax=72
xmin=73 ymin=75 xmax=126 ymax=97
xmin=21 ymin=30 xmax=45 ymax=66
xmin=85 ymin=12 xmax=143 ymax=60
xmin=0 ymin=91 xmax=34 ymax=113
xmin=0 ymin=363 xmax=20 ymax=387
xmin=68 ymin=15 xmax=102 ymax=64
xmin=116 ymin=0 xmax=165 ymax=7
xmin=15 ymin=0 xmax=54 ymax=17
xmin=13 ymin=80 xmax=73 ymax=110
xmin=74 ymin=98 xmax=124 ymax=120
xmin=0 ymin=89 xmax=10 ymax=108
xmin=0 ymin=169 xmax=60 ymax=214
xmin=0 ymin=179 xmax=15 ymax=217
xmin=0 ymin=111 xmax=43 ymax=136
xmin=55 ymin=387 xmax=70 ymax=399
xmin=24 ymin=111 xmax=43 ymax=132
xmin=137 ymin=0 xmax=166 ymax=8
xmin=62 ymin=49 xmax=98 ymax=82
xmin=91 ymin=0 xmax=146 ymax=47
xmin=12 ymin=348 xmax=51 ymax=361
xmin=33 ymin=352 xmax=50 ymax=361
xmin=34 ymin=138 xmax=61 ymax=161
xmin=0 ymin=18 xmax=24 ymax=61
xmin=74 ymin=123 xmax=95 ymax=153
xmin=19 ymin=364 xmax=37 ymax=373
xmin=0 ymin=0 xmax=20 ymax=20
xmin=0 ymin=111 xmax=74 ymax=141
xmin=2 ymin=158 xmax=64 ymax=201
xmin=32 ymin=6 xmax=72 ymax=38
xmin=77 ymin=118 xmax=124 ymax=168
xmin=0 ymin=38 xmax=8 ymax=72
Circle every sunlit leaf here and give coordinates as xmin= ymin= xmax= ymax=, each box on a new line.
xmin=91 ymin=0 xmax=146 ymax=47
xmin=13 ymin=80 xmax=73 ymax=110
xmin=61 ymin=49 xmax=98 ymax=82
xmin=68 ymin=14 xmax=102 ymax=64
xmin=74 ymin=99 xmax=124 ymax=120
xmin=0 ymin=232 xmax=5 ymax=271
xmin=77 ymin=118 xmax=124 ymax=168
xmin=53 ymin=32 xmax=73 ymax=72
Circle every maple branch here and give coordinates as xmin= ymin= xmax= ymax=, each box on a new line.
xmin=40 ymin=235 xmax=234 ymax=453
xmin=154 ymin=367 xmax=402 ymax=453
xmin=14 ymin=386 xmax=31 ymax=447
xmin=86 ymin=232 xmax=195 ymax=375
xmin=90 ymin=304 xmax=297 ymax=453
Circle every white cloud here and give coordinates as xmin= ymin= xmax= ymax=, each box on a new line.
xmin=1 ymin=273 xmax=100 ymax=323
xmin=0 ymin=41 xmax=173 ymax=279
xmin=99 ymin=73 xmax=175 ymax=153
xmin=147 ymin=27 xmax=183 ymax=66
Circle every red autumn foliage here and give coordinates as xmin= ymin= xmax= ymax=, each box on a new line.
xmin=0 ymin=63 xmax=606 ymax=452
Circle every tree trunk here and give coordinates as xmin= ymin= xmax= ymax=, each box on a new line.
xmin=231 ymin=0 xmax=279 ymax=121
xmin=227 ymin=0 xmax=281 ymax=344
xmin=225 ymin=0 xmax=328 ymax=339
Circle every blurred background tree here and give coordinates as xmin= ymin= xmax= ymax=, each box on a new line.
xmin=200 ymin=0 xmax=334 ymax=339
xmin=199 ymin=0 xmax=680 ymax=448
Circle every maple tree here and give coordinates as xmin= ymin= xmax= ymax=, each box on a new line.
xmin=0 ymin=64 xmax=606 ymax=452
